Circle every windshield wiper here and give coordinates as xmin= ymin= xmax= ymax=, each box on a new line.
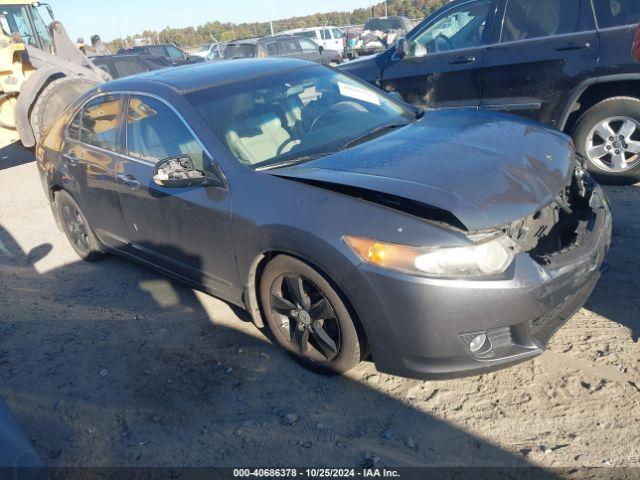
xmin=255 ymin=152 xmax=334 ymax=172
xmin=342 ymin=122 xmax=411 ymax=150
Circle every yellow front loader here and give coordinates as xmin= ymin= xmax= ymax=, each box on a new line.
xmin=0 ymin=1 xmax=109 ymax=148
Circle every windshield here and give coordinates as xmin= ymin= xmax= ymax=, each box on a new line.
xmin=187 ymin=65 xmax=414 ymax=170
xmin=223 ymin=43 xmax=256 ymax=59
xmin=0 ymin=6 xmax=37 ymax=47
xmin=364 ymin=18 xmax=405 ymax=31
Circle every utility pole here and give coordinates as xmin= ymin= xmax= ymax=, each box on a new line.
xmin=384 ymin=0 xmax=388 ymax=17
xmin=269 ymin=19 xmax=274 ymax=36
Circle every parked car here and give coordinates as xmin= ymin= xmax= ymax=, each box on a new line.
xmin=280 ymin=26 xmax=345 ymax=53
xmin=192 ymin=42 xmax=225 ymax=60
xmin=92 ymin=54 xmax=172 ymax=79
xmin=222 ymin=36 xmax=342 ymax=66
xmin=340 ymin=0 xmax=640 ymax=184
xmin=117 ymin=44 xmax=205 ymax=66
xmin=344 ymin=16 xmax=413 ymax=59
xmin=37 ymin=59 xmax=611 ymax=380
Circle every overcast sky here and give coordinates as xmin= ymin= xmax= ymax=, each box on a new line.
xmin=47 ymin=0 xmax=377 ymax=42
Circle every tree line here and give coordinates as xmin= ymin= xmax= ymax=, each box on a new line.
xmin=109 ymin=0 xmax=448 ymax=49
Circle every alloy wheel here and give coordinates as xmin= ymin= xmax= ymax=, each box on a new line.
xmin=60 ymin=201 xmax=91 ymax=255
xmin=268 ymin=273 xmax=341 ymax=363
xmin=586 ymin=116 xmax=640 ymax=172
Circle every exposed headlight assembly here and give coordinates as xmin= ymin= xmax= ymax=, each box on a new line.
xmin=344 ymin=234 xmax=517 ymax=278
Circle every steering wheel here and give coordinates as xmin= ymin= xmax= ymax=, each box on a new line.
xmin=434 ymin=33 xmax=454 ymax=52
xmin=277 ymin=138 xmax=298 ymax=156
xmin=309 ymin=101 xmax=368 ymax=132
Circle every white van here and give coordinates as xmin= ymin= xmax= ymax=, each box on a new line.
xmin=280 ymin=27 xmax=344 ymax=53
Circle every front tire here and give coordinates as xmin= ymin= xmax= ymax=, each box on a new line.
xmin=56 ymin=190 xmax=105 ymax=262
xmin=259 ymin=255 xmax=363 ymax=375
xmin=573 ymin=96 xmax=640 ymax=185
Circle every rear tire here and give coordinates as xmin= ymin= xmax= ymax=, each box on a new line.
xmin=573 ymin=96 xmax=640 ymax=185
xmin=259 ymin=255 xmax=363 ymax=375
xmin=56 ymin=190 xmax=105 ymax=262
xmin=30 ymin=77 xmax=98 ymax=144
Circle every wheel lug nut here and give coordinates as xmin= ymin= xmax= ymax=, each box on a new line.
xmin=623 ymin=144 xmax=629 ymax=149
xmin=615 ymin=150 xmax=620 ymax=154
xmin=609 ymin=136 xmax=614 ymax=141
xmin=619 ymin=135 xmax=625 ymax=140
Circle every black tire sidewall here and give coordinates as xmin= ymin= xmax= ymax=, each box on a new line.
xmin=259 ymin=255 xmax=362 ymax=375
xmin=573 ymin=97 xmax=640 ymax=185
xmin=56 ymin=190 xmax=104 ymax=261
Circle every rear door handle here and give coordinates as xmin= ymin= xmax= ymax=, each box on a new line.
xmin=62 ymin=153 xmax=79 ymax=166
xmin=117 ymin=174 xmax=141 ymax=190
xmin=448 ymin=56 xmax=476 ymax=65
xmin=555 ymin=42 xmax=590 ymax=51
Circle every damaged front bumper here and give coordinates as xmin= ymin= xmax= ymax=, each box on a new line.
xmin=339 ymin=178 xmax=612 ymax=380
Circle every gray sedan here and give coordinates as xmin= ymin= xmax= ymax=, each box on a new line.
xmin=37 ymin=59 xmax=611 ymax=379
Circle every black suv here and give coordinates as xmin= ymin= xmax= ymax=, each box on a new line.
xmin=340 ymin=0 xmax=640 ymax=184
xmin=117 ymin=44 xmax=205 ymax=66
xmin=222 ymin=36 xmax=343 ymax=66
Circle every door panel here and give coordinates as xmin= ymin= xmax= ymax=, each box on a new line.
xmin=62 ymin=95 xmax=129 ymax=247
xmin=380 ymin=0 xmax=498 ymax=109
xmin=116 ymin=95 xmax=238 ymax=297
xmin=479 ymin=0 xmax=598 ymax=126
xmin=593 ymin=0 xmax=640 ymax=77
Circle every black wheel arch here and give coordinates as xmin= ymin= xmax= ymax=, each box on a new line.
xmin=560 ymin=74 xmax=640 ymax=135
xmin=244 ymin=249 xmax=370 ymax=356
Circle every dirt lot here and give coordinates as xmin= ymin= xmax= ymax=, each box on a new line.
xmin=0 ymin=141 xmax=639 ymax=472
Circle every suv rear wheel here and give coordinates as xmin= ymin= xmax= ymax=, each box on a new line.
xmin=573 ymin=97 xmax=640 ymax=185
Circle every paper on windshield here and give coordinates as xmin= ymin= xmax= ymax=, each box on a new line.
xmin=338 ymin=81 xmax=381 ymax=106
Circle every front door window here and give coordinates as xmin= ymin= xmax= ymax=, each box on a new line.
xmin=410 ymin=0 xmax=493 ymax=56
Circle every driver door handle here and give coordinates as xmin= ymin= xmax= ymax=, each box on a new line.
xmin=448 ymin=56 xmax=476 ymax=65
xmin=555 ymin=42 xmax=590 ymax=52
xmin=117 ymin=174 xmax=141 ymax=190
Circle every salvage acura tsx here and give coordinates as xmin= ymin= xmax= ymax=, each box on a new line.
xmin=36 ymin=59 xmax=612 ymax=380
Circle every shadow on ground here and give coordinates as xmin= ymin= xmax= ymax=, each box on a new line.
xmin=585 ymin=185 xmax=640 ymax=342
xmin=0 ymin=224 xmax=560 ymax=475
xmin=0 ymin=141 xmax=34 ymax=171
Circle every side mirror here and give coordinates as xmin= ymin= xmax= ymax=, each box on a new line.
xmin=152 ymin=155 xmax=221 ymax=189
xmin=319 ymin=45 xmax=325 ymax=54
xmin=396 ymin=37 xmax=408 ymax=59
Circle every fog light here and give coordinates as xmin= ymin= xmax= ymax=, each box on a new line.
xmin=469 ymin=333 xmax=488 ymax=353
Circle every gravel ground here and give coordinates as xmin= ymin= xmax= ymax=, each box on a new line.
xmin=0 ymin=142 xmax=639 ymax=472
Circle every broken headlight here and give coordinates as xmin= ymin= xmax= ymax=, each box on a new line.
xmin=344 ymin=234 xmax=517 ymax=278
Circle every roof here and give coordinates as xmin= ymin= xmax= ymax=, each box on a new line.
xmin=103 ymin=58 xmax=315 ymax=94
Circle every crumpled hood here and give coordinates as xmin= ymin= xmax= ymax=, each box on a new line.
xmin=272 ymin=110 xmax=575 ymax=231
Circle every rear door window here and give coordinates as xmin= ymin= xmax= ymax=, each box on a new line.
xmin=593 ymin=0 xmax=640 ymax=28
xmin=148 ymin=45 xmax=165 ymax=56
xmin=114 ymin=59 xmax=148 ymax=78
xmin=67 ymin=110 xmax=82 ymax=141
xmin=279 ymin=38 xmax=302 ymax=55
xmin=126 ymin=95 xmax=205 ymax=169
xmin=80 ymin=95 xmax=123 ymax=152
xmin=501 ymin=0 xmax=585 ymax=42
xmin=265 ymin=41 xmax=281 ymax=56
